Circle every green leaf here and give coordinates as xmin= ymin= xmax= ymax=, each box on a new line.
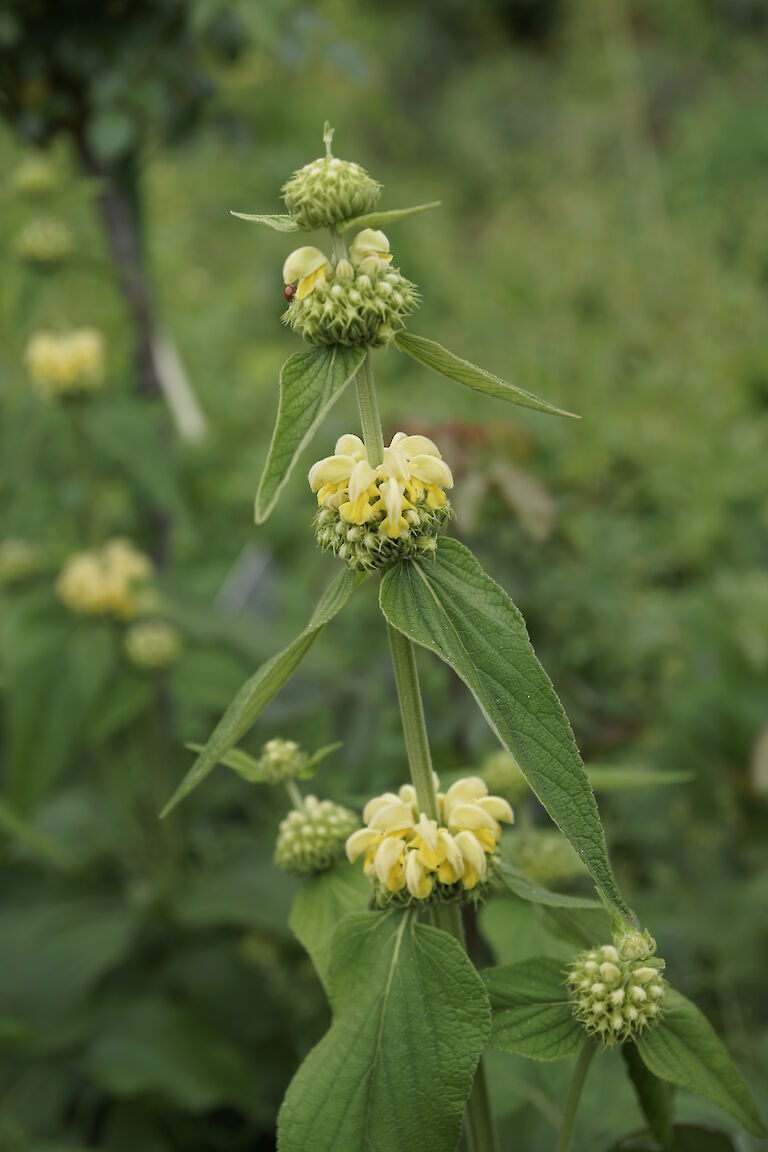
xmin=278 ymin=911 xmax=490 ymax=1152
xmin=623 ymin=1041 xmax=675 ymax=1148
xmin=161 ymin=568 xmax=360 ymax=816
xmin=337 ymin=201 xmax=442 ymax=232
xmin=255 ymin=346 xmax=366 ymax=523
xmin=483 ymin=957 xmax=583 ymax=1061
xmin=230 ymin=211 xmax=299 ymax=231
xmin=609 ymin=1124 xmax=739 ymax=1151
xmin=540 ymin=903 xmax=613 ymax=949
xmin=499 ymin=857 xmax=603 ymax=910
xmin=635 ymin=988 xmax=767 ymax=1138
xmin=297 ymin=741 xmax=343 ymax=778
xmin=379 ymin=540 xmax=630 ymax=919
xmin=0 ymin=795 xmax=70 ymax=869
xmin=587 ymin=765 xmax=695 ymax=792
xmin=289 ymin=862 xmax=371 ymax=989
xmin=394 ymin=331 xmax=578 ymax=418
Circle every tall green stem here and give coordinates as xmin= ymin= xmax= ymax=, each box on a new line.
xmin=555 ymin=1039 xmax=597 ymax=1152
xmin=355 ymin=352 xmax=384 ymax=468
xmin=359 ymin=354 xmax=495 ymax=1152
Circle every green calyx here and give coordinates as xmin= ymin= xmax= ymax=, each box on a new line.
xmin=282 ymin=156 xmax=380 ymax=230
xmin=314 ymin=500 xmax=452 ymax=573
xmin=567 ymin=942 xmax=667 ymax=1046
xmin=274 ymin=796 xmax=359 ymax=876
xmin=283 ymin=262 xmax=419 ymax=348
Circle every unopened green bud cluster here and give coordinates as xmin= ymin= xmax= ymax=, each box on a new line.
xmin=567 ymin=941 xmax=666 ymax=1045
xmin=15 ymin=217 xmax=74 ymax=265
xmin=282 ymin=156 xmax=380 ymax=230
xmin=284 ymin=260 xmax=418 ymax=348
xmin=258 ymin=738 xmax=308 ymax=784
xmin=274 ymin=796 xmax=359 ymax=876
xmin=315 ymin=499 xmax=452 ymax=572
xmin=124 ymin=620 xmax=182 ymax=670
xmin=0 ymin=539 xmax=44 ymax=586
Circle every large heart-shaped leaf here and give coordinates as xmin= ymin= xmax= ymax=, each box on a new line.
xmin=395 ymin=331 xmax=578 ymax=417
xmin=289 ymin=862 xmax=371 ymax=990
xmin=635 ymin=989 xmax=767 ymax=1138
xmin=483 ymin=957 xmax=583 ymax=1061
xmin=161 ymin=568 xmax=361 ymax=816
xmin=278 ymin=910 xmax=490 ymax=1152
xmin=255 ymin=346 xmax=366 ymax=523
xmin=379 ymin=540 xmax=630 ymax=919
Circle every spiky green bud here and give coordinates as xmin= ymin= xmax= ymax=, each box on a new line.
xmin=274 ymin=796 xmax=359 ymax=876
xmin=258 ymin=738 xmax=308 ymax=784
xmin=283 ymin=262 xmax=418 ymax=348
xmin=567 ymin=942 xmax=667 ymax=1045
xmin=282 ymin=156 xmax=380 ymax=230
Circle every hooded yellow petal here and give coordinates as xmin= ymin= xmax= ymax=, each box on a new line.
xmin=381 ymin=446 xmax=411 ymax=483
xmin=296 ymin=263 xmax=326 ymax=300
xmin=350 ymin=228 xmax=391 ymax=264
xmin=448 ymin=802 xmax=499 ymax=834
xmin=405 ymin=850 xmax=435 ymax=900
xmin=334 ymin=433 xmax=367 ymax=460
xmin=374 ymin=836 xmax=407 ymax=887
xmin=283 ymin=246 xmax=328 ymax=284
xmin=409 ymin=454 xmax=454 ymax=490
xmin=445 ymin=776 xmax=488 ymax=809
xmin=347 ymin=459 xmax=378 ymax=503
xmin=477 ymin=796 xmax=515 ymax=824
xmin=380 ymin=477 xmax=404 ymax=528
xmin=454 ymin=830 xmax=488 ymax=879
xmin=392 ymin=434 xmax=442 ymax=459
xmin=368 ymin=801 xmax=416 ymax=833
xmin=346 ymin=827 xmax=380 ymax=863
xmin=308 ymin=454 xmax=355 ymax=492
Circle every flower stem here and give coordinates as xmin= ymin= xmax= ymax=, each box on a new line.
xmin=386 ymin=622 xmax=438 ymax=820
xmin=285 ymin=779 xmax=303 ymax=811
xmin=355 ymin=352 xmax=384 ymax=468
xmin=555 ymin=1039 xmax=597 ymax=1152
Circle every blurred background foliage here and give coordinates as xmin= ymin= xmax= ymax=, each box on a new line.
xmin=1 ymin=0 xmax=767 ymax=1149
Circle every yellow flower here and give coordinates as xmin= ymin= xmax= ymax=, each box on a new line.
xmin=56 ymin=538 xmax=153 ymax=620
xmin=347 ymin=774 xmax=513 ymax=903
xmin=25 ymin=328 xmax=105 ymax=400
xmin=283 ymin=246 xmax=329 ymax=300
xmin=349 ymin=228 xmax=393 ymax=277
xmin=309 ymin=431 xmax=454 ymax=541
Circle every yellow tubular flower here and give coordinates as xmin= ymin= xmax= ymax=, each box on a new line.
xmin=349 ymin=228 xmax=394 ymax=277
xmin=347 ymin=773 xmax=514 ymax=905
xmin=283 ymin=246 xmax=329 ymax=300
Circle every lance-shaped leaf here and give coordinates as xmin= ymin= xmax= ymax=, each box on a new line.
xmin=255 ymin=346 xmax=365 ymax=523
xmin=230 ymin=211 xmax=299 ymax=231
xmin=337 ymin=201 xmax=441 ymax=233
xmin=161 ymin=568 xmax=360 ymax=817
xmin=395 ymin=331 xmax=578 ymax=418
xmin=289 ymin=862 xmax=371 ymax=991
xmin=635 ymin=989 xmax=767 ymax=1138
xmin=499 ymin=857 xmax=603 ymax=910
xmin=379 ymin=540 xmax=631 ymax=919
xmin=278 ymin=911 xmax=490 ymax=1152
xmin=483 ymin=957 xmax=583 ymax=1061
xmin=183 ymin=741 xmax=342 ymax=784
xmin=623 ymin=1041 xmax=675 ymax=1149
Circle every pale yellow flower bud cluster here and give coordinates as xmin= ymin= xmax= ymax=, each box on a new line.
xmin=258 ymin=738 xmax=308 ymax=784
xmin=274 ymin=796 xmax=359 ymax=876
xmin=56 ymin=538 xmax=153 ymax=620
xmin=124 ymin=620 xmax=182 ymax=670
xmin=15 ymin=217 xmax=74 ymax=264
xmin=567 ymin=942 xmax=667 ymax=1045
xmin=25 ymin=329 xmax=105 ymax=401
xmin=12 ymin=155 xmax=58 ymax=196
xmin=309 ymin=432 xmax=454 ymax=571
xmin=346 ymin=776 xmax=514 ymax=906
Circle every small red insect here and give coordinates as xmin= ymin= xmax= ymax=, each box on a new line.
xmin=284 ymin=284 xmax=296 ymax=302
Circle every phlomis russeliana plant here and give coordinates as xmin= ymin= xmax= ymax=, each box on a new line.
xmin=163 ymin=125 xmax=767 ymax=1152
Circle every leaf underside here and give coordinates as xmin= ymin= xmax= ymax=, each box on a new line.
xmin=635 ymin=988 xmax=767 ymax=1138
xmin=255 ymin=345 xmax=366 ymax=523
xmin=230 ymin=211 xmax=299 ymax=231
xmin=394 ymin=330 xmax=579 ymax=418
xmin=278 ymin=911 xmax=490 ymax=1152
xmin=337 ymin=201 xmax=442 ymax=233
xmin=161 ymin=568 xmax=360 ymax=817
xmin=379 ymin=539 xmax=630 ymax=919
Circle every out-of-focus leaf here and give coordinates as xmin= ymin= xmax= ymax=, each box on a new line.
xmin=499 ymin=857 xmax=602 ymax=910
xmin=174 ymin=840 xmax=297 ymax=934
xmin=255 ymin=345 xmax=365 ymax=523
xmin=0 ymin=796 xmax=70 ymax=867
xmin=394 ymin=331 xmax=578 ymax=417
xmin=162 ymin=567 xmax=361 ymax=816
xmin=587 ymin=766 xmax=695 ymax=791
xmin=86 ymin=997 xmax=262 ymax=1115
xmin=609 ymin=1124 xmax=740 ymax=1150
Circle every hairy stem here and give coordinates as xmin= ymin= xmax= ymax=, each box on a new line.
xmin=355 ymin=352 xmax=384 ymax=468
xmin=386 ymin=623 xmax=438 ymax=820
xmin=556 ymin=1039 xmax=597 ymax=1152
xmin=285 ymin=780 xmax=303 ymax=811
